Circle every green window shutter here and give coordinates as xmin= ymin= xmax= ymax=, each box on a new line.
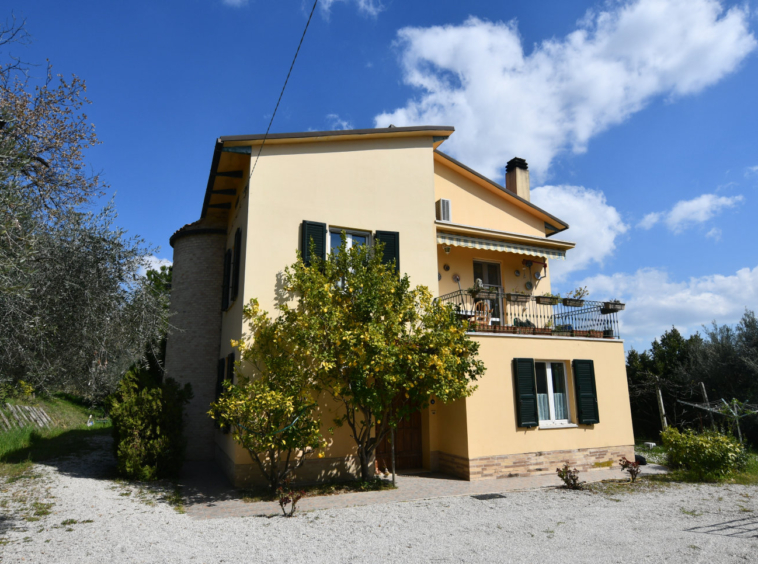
xmin=226 ymin=352 xmax=235 ymax=384
xmin=231 ymin=228 xmax=242 ymax=301
xmin=221 ymin=249 xmax=231 ymax=310
xmin=513 ymin=358 xmax=539 ymax=428
xmin=301 ymin=220 xmax=327 ymax=266
xmin=573 ymin=359 xmax=599 ymax=424
xmin=375 ymin=230 xmax=400 ymax=273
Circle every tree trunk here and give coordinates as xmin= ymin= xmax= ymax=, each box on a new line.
xmin=358 ymin=445 xmax=372 ymax=481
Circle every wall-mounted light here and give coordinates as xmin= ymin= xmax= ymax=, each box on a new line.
xmin=444 ymin=246 xmax=451 ymax=254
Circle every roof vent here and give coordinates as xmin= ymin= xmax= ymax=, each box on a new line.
xmin=436 ymin=198 xmax=452 ymax=222
xmin=506 ymin=157 xmax=528 ymax=173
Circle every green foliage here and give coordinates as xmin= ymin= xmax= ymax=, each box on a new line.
xmin=662 ymin=427 xmax=748 ymax=480
xmin=108 ymin=369 xmax=192 ymax=481
xmin=280 ymin=236 xmax=484 ymax=480
xmin=209 ymin=300 xmax=326 ymax=490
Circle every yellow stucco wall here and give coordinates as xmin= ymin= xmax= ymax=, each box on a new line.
xmin=460 ymin=334 xmax=634 ymax=459
xmin=218 ymin=135 xmax=441 ymax=466
xmin=433 ymin=160 xmax=545 ymax=237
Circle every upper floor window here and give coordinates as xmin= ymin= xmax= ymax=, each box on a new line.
xmin=329 ymin=229 xmax=369 ymax=255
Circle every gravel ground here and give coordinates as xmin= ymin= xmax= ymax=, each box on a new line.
xmin=2 ymin=436 xmax=757 ymax=563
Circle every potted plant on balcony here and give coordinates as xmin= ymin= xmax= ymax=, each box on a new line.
xmin=562 ymin=286 xmax=589 ymax=308
xmin=601 ymin=299 xmax=625 ymax=314
xmin=506 ymin=288 xmax=530 ymax=304
xmin=513 ymin=318 xmax=535 ymax=335
xmin=535 ymin=292 xmax=561 ymax=306
xmin=553 ymin=324 xmax=573 ymax=337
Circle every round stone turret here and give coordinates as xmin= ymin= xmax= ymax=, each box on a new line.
xmin=165 ymin=218 xmax=227 ymax=461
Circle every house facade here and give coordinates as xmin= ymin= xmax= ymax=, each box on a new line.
xmin=165 ymin=126 xmax=634 ymax=486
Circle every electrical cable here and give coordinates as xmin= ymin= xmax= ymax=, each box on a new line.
xmin=246 ymin=0 xmax=319 ymax=189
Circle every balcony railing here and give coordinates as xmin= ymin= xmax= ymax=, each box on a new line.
xmin=436 ymin=288 xmax=622 ymax=339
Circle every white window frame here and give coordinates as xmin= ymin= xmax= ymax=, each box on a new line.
xmin=535 ymin=360 xmax=575 ymax=429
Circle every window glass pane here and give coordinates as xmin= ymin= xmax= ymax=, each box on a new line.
xmin=551 ymin=363 xmax=568 ymax=421
xmin=351 ymin=234 xmax=367 ymax=247
xmin=473 ymin=262 xmax=483 ymax=283
xmin=535 ymin=362 xmax=549 ymax=420
xmin=486 ymin=263 xmax=501 ymax=287
xmin=330 ymin=232 xmax=343 ymax=254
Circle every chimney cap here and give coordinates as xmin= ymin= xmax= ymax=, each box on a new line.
xmin=506 ymin=157 xmax=528 ymax=173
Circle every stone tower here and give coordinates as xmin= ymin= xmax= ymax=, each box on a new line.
xmin=164 ymin=214 xmax=227 ymax=461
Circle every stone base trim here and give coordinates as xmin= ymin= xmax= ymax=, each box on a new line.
xmin=436 ymin=445 xmax=635 ymax=481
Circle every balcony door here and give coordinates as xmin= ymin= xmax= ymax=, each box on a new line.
xmin=473 ymin=261 xmax=502 ymax=325
xmin=473 ymin=261 xmax=502 ymax=288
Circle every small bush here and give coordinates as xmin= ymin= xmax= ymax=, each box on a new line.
xmin=277 ymin=479 xmax=305 ymax=517
xmin=662 ymin=428 xmax=747 ymax=480
xmin=619 ymin=456 xmax=641 ymax=483
xmin=108 ymin=369 xmax=192 ymax=481
xmin=556 ymin=463 xmax=582 ymax=489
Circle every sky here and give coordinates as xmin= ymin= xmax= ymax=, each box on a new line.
xmin=8 ymin=0 xmax=758 ymax=351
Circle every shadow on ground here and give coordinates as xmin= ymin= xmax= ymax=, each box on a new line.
xmin=686 ymin=517 xmax=758 ymax=539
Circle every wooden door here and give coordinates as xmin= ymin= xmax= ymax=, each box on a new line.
xmin=375 ymin=408 xmax=422 ymax=471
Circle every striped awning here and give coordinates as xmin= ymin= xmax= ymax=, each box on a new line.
xmin=437 ymin=233 xmax=566 ymax=261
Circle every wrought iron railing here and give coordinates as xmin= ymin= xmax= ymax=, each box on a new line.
xmin=435 ymin=288 xmax=622 ymax=339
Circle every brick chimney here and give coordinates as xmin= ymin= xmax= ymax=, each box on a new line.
xmin=505 ymin=157 xmax=530 ymax=201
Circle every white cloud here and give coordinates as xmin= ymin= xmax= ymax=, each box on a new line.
xmin=531 ymin=185 xmax=628 ymax=281
xmin=221 ymin=0 xmax=248 ymax=7
xmin=580 ymin=265 xmax=758 ymax=349
xmin=326 ymin=113 xmax=354 ymax=130
xmin=706 ymin=227 xmax=722 ymax=241
xmin=375 ymin=0 xmax=756 ymax=180
xmin=638 ymin=212 xmax=662 ymax=230
xmin=746 ymin=165 xmax=758 ymax=177
xmin=639 ymin=193 xmax=743 ymax=232
xmin=138 ymin=256 xmax=172 ymax=277
xmin=319 ymin=0 xmax=383 ymax=18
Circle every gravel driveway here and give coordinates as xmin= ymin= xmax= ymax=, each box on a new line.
xmin=2 ymin=436 xmax=757 ymax=563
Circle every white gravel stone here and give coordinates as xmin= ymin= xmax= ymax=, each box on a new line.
xmin=2 ymin=435 xmax=757 ymax=563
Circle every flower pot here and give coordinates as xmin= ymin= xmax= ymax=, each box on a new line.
xmin=562 ymin=298 xmax=585 ymax=307
xmin=533 ymin=327 xmax=553 ymax=336
xmin=587 ymin=330 xmax=603 ymax=338
xmin=497 ymin=325 xmax=517 ymax=334
xmin=506 ymin=293 xmax=530 ymax=304
xmin=515 ymin=326 xmax=535 ymax=335
xmin=535 ymin=296 xmax=560 ymax=306
xmin=601 ymin=302 xmax=625 ymax=314
xmin=603 ymin=329 xmax=615 ymax=339
xmin=572 ymin=330 xmax=590 ymax=337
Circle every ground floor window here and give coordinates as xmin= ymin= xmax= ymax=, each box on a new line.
xmin=535 ymin=361 xmax=570 ymax=425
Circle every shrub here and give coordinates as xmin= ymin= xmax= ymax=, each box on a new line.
xmin=556 ymin=463 xmax=582 ymax=489
xmin=619 ymin=456 xmax=641 ymax=483
xmin=108 ymin=369 xmax=192 ymax=481
xmin=662 ymin=427 xmax=747 ymax=480
xmin=277 ymin=479 xmax=305 ymax=517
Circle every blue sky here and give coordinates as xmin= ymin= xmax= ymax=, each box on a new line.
xmin=9 ymin=0 xmax=758 ymax=350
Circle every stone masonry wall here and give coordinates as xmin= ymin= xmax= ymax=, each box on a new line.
xmin=437 ymin=445 xmax=635 ymax=481
xmin=164 ymin=223 xmax=226 ymax=461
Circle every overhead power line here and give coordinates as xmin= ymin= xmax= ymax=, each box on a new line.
xmin=247 ymin=0 xmax=319 ymax=188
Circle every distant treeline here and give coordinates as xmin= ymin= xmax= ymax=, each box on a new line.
xmin=626 ymin=309 xmax=758 ymax=445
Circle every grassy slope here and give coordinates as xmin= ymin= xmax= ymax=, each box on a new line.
xmin=0 ymin=395 xmax=111 ymax=478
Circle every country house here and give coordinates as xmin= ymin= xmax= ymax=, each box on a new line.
xmin=165 ymin=125 xmax=634 ymax=486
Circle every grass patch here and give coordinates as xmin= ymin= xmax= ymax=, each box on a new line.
xmin=0 ymin=394 xmax=112 ymax=481
xmin=241 ymin=478 xmax=396 ymax=503
xmin=586 ymin=475 xmax=679 ymax=497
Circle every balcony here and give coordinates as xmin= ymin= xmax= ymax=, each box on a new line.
xmin=436 ymin=288 xmax=623 ymax=339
